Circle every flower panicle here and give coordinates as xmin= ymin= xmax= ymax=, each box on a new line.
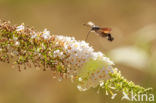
xmin=0 ymin=20 xmax=152 ymax=98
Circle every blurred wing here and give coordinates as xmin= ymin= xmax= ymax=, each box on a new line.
xmin=88 ymin=21 xmax=95 ymax=27
xmin=100 ymin=28 xmax=112 ymax=33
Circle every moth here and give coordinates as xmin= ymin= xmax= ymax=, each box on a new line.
xmin=84 ymin=21 xmax=114 ymax=41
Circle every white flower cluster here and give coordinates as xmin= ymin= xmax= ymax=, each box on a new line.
xmin=55 ymin=35 xmax=114 ymax=91
xmin=53 ymin=49 xmax=64 ymax=58
xmin=56 ymin=36 xmax=93 ymax=73
xmin=42 ymin=29 xmax=51 ymax=39
xmin=16 ymin=23 xmax=25 ymax=32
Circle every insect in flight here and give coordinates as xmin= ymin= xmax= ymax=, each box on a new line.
xmin=84 ymin=21 xmax=114 ymax=42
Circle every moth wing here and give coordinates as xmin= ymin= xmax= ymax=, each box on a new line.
xmin=87 ymin=21 xmax=95 ymax=27
xmin=100 ymin=28 xmax=112 ymax=33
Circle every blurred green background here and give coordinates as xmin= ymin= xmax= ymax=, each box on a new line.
xmin=0 ymin=0 xmax=156 ymax=103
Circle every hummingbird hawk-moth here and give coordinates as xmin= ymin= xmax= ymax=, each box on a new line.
xmin=84 ymin=21 xmax=114 ymax=42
